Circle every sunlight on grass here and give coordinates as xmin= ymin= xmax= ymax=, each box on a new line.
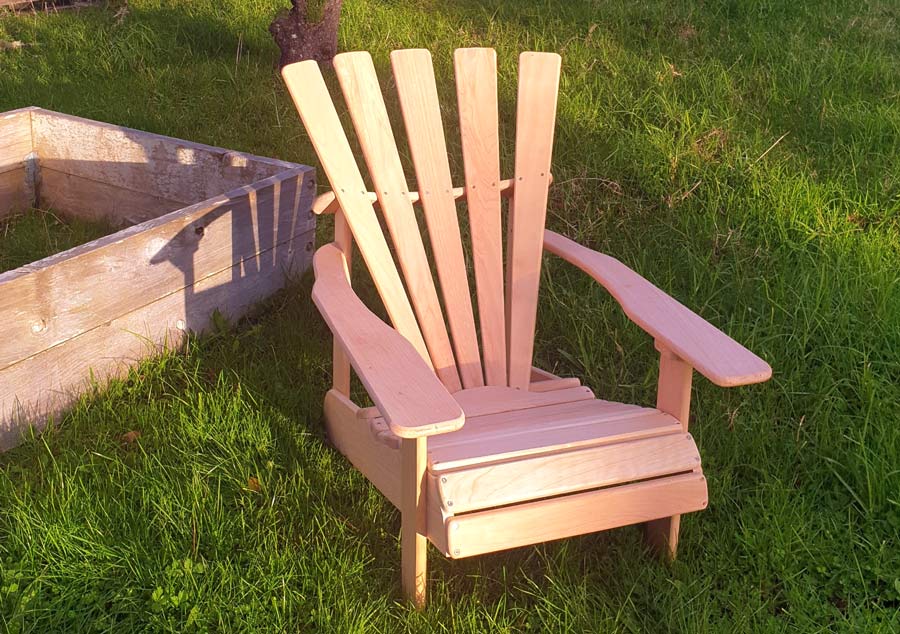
xmin=1 ymin=0 xmax=898 ymax=631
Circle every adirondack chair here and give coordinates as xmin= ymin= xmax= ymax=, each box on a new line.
xmin=281 ymin=48 xmax=771 ymax=607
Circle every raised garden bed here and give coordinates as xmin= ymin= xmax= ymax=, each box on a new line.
xmin=0 ymin=107 xmax=316 ymax=450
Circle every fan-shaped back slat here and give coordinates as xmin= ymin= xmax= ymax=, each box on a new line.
xmin=454 ymin=48 xmax=507 ymax=387
xmin=333 ymin=52 xmax=463 ymax=392
xmin=506 ymin=52 xmax=562 ymax=389
xmin=281 ymin=61 xmax=432 ymax=367
xmin=391 ymin=49 xmax=485 ymax=389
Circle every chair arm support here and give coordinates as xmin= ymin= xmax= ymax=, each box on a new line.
xmin=543 ymin=230 xmax=772 ymax=387
xmin=312 ymin=243 xmax=464 ymax=438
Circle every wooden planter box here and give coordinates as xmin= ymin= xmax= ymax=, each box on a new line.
xmin=0 ymin=107 xmax=316 ymax=450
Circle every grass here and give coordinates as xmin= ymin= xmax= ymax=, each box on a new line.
xmin=1 ymin=0 xmax=899 ymax=630
xmin=0 ymin=209 xmax=114 ymax=274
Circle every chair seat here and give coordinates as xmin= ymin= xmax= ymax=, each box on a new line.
xmin=371 ymin=385 xmax=703 ymax=515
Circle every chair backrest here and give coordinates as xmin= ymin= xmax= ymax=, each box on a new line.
xmin=283 ymin=48 xmax=561 ymax=391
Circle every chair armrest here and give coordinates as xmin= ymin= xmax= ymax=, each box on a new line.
xmin=312 ymin=243 xmax=464 ymax=438
xmin=543 ymin=230 xmax=772 ymax=387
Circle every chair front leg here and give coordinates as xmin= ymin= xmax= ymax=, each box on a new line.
xmin=401 ymin=436 xmax=428 ymax=608
xmin=332 ymin=210 xmax=353 ymax=395
xmin=644 ymin=343 xmax=693 ymax=559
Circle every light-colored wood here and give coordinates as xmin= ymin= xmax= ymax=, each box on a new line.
xmin=323 ymin=389 xmax=401 ymax=507
xmin=312 ymin=244 xmax=464 ymax=438
xmin=332 ymin=210 xmax=353 ymax=395
xmin=282 ymin=61 xmax=433 ymax=367
xmin=1 ymin=228 xmax=314 ymax=450
xmin=0 ymin=108 xmax=32 ymax=175
xmin=644 ymin=346 xmax=694 ymax=558
xmin=39 ymin=168 xmax=185 ymax=226
xmin=528 ymin=377 xmax=583 ymax=392
xmin=451 ymin=385 xmax=594 ymax=418
xmin=30 ymin=109 xmax=292 ymax=206
xmin=455 ymin=47 xmax=507 ymax=387
xmin=543 ymin=229 xmax=773 ymax=386
xmin=392 ymin=49 xmax=484 ymax=389
xmin=445 ymin=472 xmax=708 ymax=558
xmin=401 ymin=436 xmax=428 ymax=608
xmin=427 ymin=398 xmax=682 ymax=472
xmin=434 ymin=432 xmax=701 ymax=513
xmin=334 ymin=52 xmax=462 ymax=391
xmin=284 ymin=49 xmax=772 ymax=604
xmin=506 ymin=52 xmax=562 ymax=389
xmin=311 ymin=177 xmax=524 ymax=215
xmin=0 ymin=170 xmax=314 ymax=371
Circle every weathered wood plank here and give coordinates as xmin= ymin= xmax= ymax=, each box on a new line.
xmin=31 ymin=109 xmax=296 ymax=206
xmin=0 ymin=108 xmax=32 ymax=174
xmin=39 ymin=168 xmax=185 ymax=226
xmin=0 ymin=227 xmax=314 ymax=450
xmin=0 ymin=168 xmax=315 ymax=370
xmin=0 ymin=168 xmax=28 ymax=217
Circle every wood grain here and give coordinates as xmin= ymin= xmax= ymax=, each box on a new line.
xmin=392 ymin=49 xmax=485 ymax=389
xmin=506 ymin=52 xmax=561 ymax=388
xmin=455 ymin=47 xmax=507 ymax=386
xmin=445 ymin=472 xmax=708 ymax=558
xmin=282 ymin=60 xmax=432 ymax=366
xmin=324 ymin=389 xmax=401 ymax=507
xmin=0 ymin=227 xmax=314 ymax=450
xmin=427 ymin=398 xmax=681 ymax=471
xmin=31 ymin=109 xmax=293 ymax=205
xmin=0 ymin=169 xmax=315 ymax=370
xmin=312 ymin=243 xmax=464 ymax=438
xmin=334 ymin=52 xmax=461 ymax=391
xmin=39 ymin=168 xmax=185 ymax=226
xmin=0 ymin=108 xmax=32 ymax=174
xmin=434 ymin=432 xmax=701 ymax=513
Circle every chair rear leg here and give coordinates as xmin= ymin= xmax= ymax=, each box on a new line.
xmin=644 ymin=344 xmax=692 ymax=559
xmin=401 ymin=437 xmax=428 ymax=608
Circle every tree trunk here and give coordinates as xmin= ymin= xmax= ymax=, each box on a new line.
xmin=269 ymin=0 xmax=344 ymax=69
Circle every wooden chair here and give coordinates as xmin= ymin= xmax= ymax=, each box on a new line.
xmin=281 ymin=48 xmax=771 ymax=607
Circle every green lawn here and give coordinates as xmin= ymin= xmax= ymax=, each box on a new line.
xmin=1 ymin=0 xmax=899 ymax=631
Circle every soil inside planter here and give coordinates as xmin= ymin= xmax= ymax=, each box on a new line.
xmin=0 ymin=207 xmax=114 ymax=274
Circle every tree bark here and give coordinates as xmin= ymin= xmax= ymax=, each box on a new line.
xmin=269 ymin=0 xmax=344 ymax=69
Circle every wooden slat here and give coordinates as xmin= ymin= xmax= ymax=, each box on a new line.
xmin=528 ymin=377 xmax=583 ymax=392
xmin=282 ymin=61 xmax=431 ymax=366
xmin=427 ymin=399 xmax=681 ymax=471
xmin=323 ymin=389 xmax=401 ymax=508
xmin=0 ymin=169 xmax=314 ymax=370
xmin=334 ymin=52 xmax=462 ymax=391
xmin=506 ymin=52 xmax=561 ymax=388
xmin=445 ymin=472 xmax=708 ymax=558
xmin=401 ymin=436 xmax=428 ymax=607
xmin=435 ymin=432 xmax=701 ymax=513
xmin=455 ymin=47 xmax=506 ymax=386
xmin=391 ymin=49 xmax=484 ymax=389
xmin=31 ymin=109 xmax=292 ymax=205
xmin=39 ymin=169 xmax=185 ymax=226
xmin=1 ymin=227 xmax=314 ymax=450
xmin=0 ymin=108 xmax=32 ymax=174
xmin=451 ymin=385 xmax=594 ymax=418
